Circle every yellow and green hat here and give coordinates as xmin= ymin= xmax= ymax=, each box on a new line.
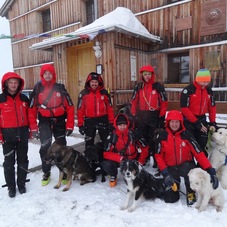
xmin=195 ymin=69 xmax=211 ymax=82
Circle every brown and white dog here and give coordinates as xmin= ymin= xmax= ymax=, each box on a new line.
xmin=44 ymin=141 xmax=96 ymax=191
xmin=188 ymin=168 xmax=224 ymax=212
xmin=120 ymin=159 xmax=164 ymax=212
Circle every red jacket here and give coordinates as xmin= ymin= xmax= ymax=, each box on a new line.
xmin=0 ymin=72 xmax=30 ymax=142
xmin=77 ymin=73 xmax=114 ymax=127
xmin=180 ymin=81 xmax=216 ymax=123
xmin=155 ymin=110 xmax=212 ymax=172
xmin=131 ymin=76 xmax=168 ymax=117
xmin=103 ymin=114 xmax=149 ymax=165
xmin=29 ymin=64 xmax=75 ymax=131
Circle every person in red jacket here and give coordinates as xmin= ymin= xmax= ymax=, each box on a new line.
xmin=102 ymin=114 xmax=149 ymax=187
xmin=77 ymin=72 xmax=114 ymax=149
xmin=0 ymin=72 xmax=31 ymax=197
xmin=180 ymin=69 xmax=216 ymax=156
xmin=29 ymin=64 xmax=74 ymax=186
xmin=155 ymin=110 xmax=218 ymax=206
xmin=131 ymin=65 xmax=168 ymax=167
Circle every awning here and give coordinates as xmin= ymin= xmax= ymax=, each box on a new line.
xmin=30 ymin=7 xmax=161 ymax=50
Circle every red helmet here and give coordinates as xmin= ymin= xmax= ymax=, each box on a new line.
xmin=139 ymin=65 xmax=154 ymax=73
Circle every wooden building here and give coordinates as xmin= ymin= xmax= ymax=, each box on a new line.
xmin=0 ymin=0 xmax=226 ymax=113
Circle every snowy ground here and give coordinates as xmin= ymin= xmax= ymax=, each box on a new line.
xmin=0 ymin=117 xmax=227 ymax=227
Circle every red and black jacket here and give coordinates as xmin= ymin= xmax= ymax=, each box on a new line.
xmin=131 ymin=75 xmax=168 ymax=118
xmin=77 ymin=72 xmax=114 ymax=127
xmin=103 ymin=114 xmax=149 ymax=165
xmin=0 ymin=72 xmax=30 ymax=142
xmin=155 ymin=110 xmax=212 ymax=172
xmin=29 ymin=64 xmax=75 ymax=132
xmin=180 ymin=81 xmax=216 ymax=123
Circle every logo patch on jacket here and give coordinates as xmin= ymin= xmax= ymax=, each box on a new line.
xmin=56 ymin=92 xmax=61 ymax=97
xmin=182 ymin=142 xmax=186 ymax=147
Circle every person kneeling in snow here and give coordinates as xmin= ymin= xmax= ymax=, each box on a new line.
xmin=155 ymin=110 xmax=218 ymax=206
xmin=101 ymin=113 xmax=149 ymax=187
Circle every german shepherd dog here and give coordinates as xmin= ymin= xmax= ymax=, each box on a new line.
xmin=84 ymin=142 xmax=106 ymax=182
xmin=120 ymin=159 xmax=165 ymax=212
xmin=44 ymin=141 xmax=96 ymax=191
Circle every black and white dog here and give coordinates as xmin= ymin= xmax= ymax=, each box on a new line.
xmin=120 ymin=159 xmax=165 ymax=212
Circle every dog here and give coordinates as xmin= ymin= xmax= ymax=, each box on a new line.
xmin=84 ymin=142 xmax=106 ymax=182
xmin=188 ymin=168 xmax=224 ymax=212
xmin=44 ymin=141 xmax=96 ymax=191
xmin=208 ymin=127 xmax=227 ymax=189
xmin=120 ymin=159 xmax=165 ymax=212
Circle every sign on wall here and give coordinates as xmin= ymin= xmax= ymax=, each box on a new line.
xmin=204 ymin=50 xmax=221 ymax=71
xmin=200 ymin=0 xmax=226 ymax=36
xmin=130 ymin=55 xmax=137 ymax=81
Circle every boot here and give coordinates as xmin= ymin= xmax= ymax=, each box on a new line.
xmin=8 ymin=187 xmax=16 ymax=198
xmin=62 ymin=173 xmax=68 ymax=185
xmin=109 ymin=176 xmax=117 ymax=187
xmin=17 ymin=162 xmax=28 ymax=194
xmin=42 ymin=172 xmax=51 ymax=186
xmin=4 ymin=165 xmax=16 ymax=197
xmin=187 ymin=192 xmax=196 ymax=206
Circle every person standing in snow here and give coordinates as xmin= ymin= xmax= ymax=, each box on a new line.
xmin=29 ymin=64 xmax=74 ymax=186
xmin=130 ymin=65 xmax=168 ymax=167
xmin=0 ymin=72 xmax=31 ymax=197
xmin=155 ymin=110 xmax=218 ymax=206
xmin=180 ymin=68 xmax=217 ymax=156
xmin=102 ymin=113 xmax=149 ymax=187
xmin=77 ymin=72 xmax=115 ymax=149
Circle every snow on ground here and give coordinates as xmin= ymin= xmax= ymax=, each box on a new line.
xmin=0 ymin=118 xmax=227 ymax=227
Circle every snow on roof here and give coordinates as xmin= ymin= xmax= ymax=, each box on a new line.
xmin=30 ymin=7 xmax=161 ymax=50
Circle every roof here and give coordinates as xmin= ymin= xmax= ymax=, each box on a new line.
xmin=0 ymin=0 xmax=15 ymax=18
xmin=30 ymin=7 xmax=162 ymax=50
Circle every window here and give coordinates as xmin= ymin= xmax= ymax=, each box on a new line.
xmin=167 ymin=53 xmax=189 ymax=84
xmin=86 ymin=0 xmax=95 ymax=24
xmin=42 ymin=9 xmax=51 ymax=32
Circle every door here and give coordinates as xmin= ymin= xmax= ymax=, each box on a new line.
xmin=66 ymin=42 xmax=96 ymax=108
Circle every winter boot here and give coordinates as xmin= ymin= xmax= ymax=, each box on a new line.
xmin=42 ymin=172 xmax=51 ymax=186
xmin=8 ymin=187 xmax=16 ymax=198
xmin=109 ymin=176 xmax=117 ymax=187
xmin=17 ymin=162 xmax=28 ymax=194
xmin=187 ymin=192 xmax=196 ymax=206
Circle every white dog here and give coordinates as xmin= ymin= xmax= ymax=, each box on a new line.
xmin=208 ymin=128 xmax=227 ymax=189
xmin=188 ymin=168 xmax=224 ymax=212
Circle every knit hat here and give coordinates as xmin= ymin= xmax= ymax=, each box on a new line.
xmin=195 ymin=69 xmax=211 ymax=82
xmin=116 ymin=115 xmax=127 ymax=125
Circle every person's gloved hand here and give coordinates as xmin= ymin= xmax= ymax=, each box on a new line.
xmin=79 ymin=126 xmax=86 ymax=135
xmin=206 ymin=168 xmax=219 ymax=189
xmin=158 ymin=116 xmax=165 ymax=128
xmin=209 ymin=122 xmax=217 ymax=132
xmin=161 ymin=168 xmax=177 ymax=192
xmin=31 ymin=131 xmax=40 ymax=140
xmin=109 ymin=123 xmax=114 ymax=132
xmin=65 ymin=129 xmax=73 ymax=137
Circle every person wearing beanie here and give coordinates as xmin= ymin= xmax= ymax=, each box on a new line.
xmin=0 ymin=72 xmax=31 ymax=197
xmin=77 ymin=72 xmax=114 ymax=149
xmin=155 ymin=110 xmax=219 ymax=205
xmin=102 ymin=113 xmax=149 ymax=187
xmin=180 ymin=68 xmax=216 ymax=156
xmin=130 ymin=65 xmax=168 ymax=168
xmin=29 ymin=64 xmax=75 ymax=186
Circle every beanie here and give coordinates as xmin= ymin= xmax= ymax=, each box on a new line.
xmin=139 ymin=65 xmax=154 ymax=73
xmin=195 ymin=69 xmax=211 ymax=82
xmin=116 ymin=115 xmax=128 ymax=125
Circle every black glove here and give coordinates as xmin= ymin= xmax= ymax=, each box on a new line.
xmin=206 ymin=168 xmax=219 ymax=189
xmin=31 ymin=131 xmax=40 ymax=140
xmin=65 ymin=129 xmax=73 ymax=137
xmin=109 ymin=123 xmax=114 ymax=132
xmin=162 ymin=168 xmax=178 ymax=191
xmin=79 ymin=126 xmax=85 ymax=135
xmin=158 ymin=116 xmax=165 ymax=128
xmin=195 ymin=120 xmax=203 ymax=131
xmin=209 ymin=122 xmax=217 ymax=132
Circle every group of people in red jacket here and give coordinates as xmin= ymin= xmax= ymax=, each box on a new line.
xmin=0 ymin=63 xmax=218 ymax=207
